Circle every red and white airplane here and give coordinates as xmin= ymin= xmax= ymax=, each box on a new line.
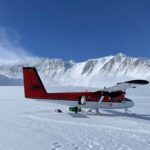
xmin=23 ymin=67 xmax=149 ymax=114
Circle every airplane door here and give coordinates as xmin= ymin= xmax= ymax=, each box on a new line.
xmin=78 ymin=96 xmax=86 ymax=105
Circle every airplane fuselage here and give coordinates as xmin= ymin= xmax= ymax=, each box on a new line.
xmin=30 ymin=91 xmax=135 ymax=109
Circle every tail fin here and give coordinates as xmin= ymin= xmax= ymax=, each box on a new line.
xmin=23 ymin=67 xmax=47 ymax=98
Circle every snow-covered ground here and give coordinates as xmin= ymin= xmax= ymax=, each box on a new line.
xmin=0 ymin=86 xmax=150 ymax=150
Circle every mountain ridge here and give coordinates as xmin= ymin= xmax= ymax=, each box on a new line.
xmin=0 ymin=53 xmax=150 ymax=87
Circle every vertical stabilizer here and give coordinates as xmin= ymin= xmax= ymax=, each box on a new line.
xmin=23 ymin=67 xmax=47 ymax=98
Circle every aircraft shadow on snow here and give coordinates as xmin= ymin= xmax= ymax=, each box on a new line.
xmin=24 ymin=110 xmax=89 ymax=118
xmin=104 ymin=110 xmax=150 ymax=122
xmin=23 ymin=109 xmax=150 ymax=121
xmin=68 ymin=113 xmax=88 ymax=118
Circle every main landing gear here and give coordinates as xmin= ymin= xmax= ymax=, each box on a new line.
xmin=95 ymin=107 xmax=101 ymax=115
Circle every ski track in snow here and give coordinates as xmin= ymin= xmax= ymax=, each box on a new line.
xmin=22 ymin=113 xmax=150 ymax=150
xmin=0 ymin=86 xmax=150 ymax=150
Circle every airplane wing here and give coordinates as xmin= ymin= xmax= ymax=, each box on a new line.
xmin=96 ymin=80 xmax=149 ymax=93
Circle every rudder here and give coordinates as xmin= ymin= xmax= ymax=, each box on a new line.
xmin=23 ymin=67 xmax=47 ymax=98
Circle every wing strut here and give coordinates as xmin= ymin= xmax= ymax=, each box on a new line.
xmin=96 ymin=96 xmax=105 ymax=115
xmin=98 ymin=96 xmax=104 ymax=105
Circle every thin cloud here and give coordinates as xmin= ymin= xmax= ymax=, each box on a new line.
xmin=0 ymin=25 xmax=30 ymax=64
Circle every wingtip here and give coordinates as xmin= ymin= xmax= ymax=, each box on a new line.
xmin=125 ymin=80 xmax=149 ymax=85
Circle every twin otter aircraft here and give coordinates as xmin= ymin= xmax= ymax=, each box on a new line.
xmin=23 ymin=67 xmax=149 ymax=114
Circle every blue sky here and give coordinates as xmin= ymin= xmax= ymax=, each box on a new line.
xmin=0 ymin=0 xmax=150 ymax=61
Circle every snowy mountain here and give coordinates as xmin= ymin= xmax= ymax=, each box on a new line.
xmin=0 ymin=53 xmax=150 ymax=87
xmin=0 ymin=74 xmax=22 ymax=86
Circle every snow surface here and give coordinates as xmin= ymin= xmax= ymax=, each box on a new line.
xmin=0 ymin=86 xmax=150 ymax=150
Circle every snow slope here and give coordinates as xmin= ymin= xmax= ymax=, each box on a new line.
xmin=0 ymin=53 xmax=150 ymax=87
xmin=0 ymin=86 xmax=150 ymax=150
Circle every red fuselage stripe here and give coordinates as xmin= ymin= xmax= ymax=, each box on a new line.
xmin=29 ymin=91 xmax=125 ymax=102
